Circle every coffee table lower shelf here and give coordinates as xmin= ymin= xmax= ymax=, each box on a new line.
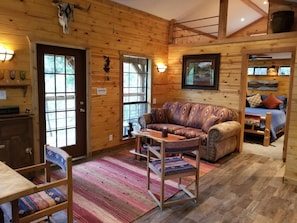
xmin=130 ymin=144 xmax=160 ymax=160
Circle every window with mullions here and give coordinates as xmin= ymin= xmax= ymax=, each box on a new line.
xmin=248 ymin=67 xmax=268 ymax=75
xmin=122 ymin=55 xmax=150 ymax=137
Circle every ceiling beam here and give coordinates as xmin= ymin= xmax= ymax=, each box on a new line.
xmin=218 ymin=0 xmax=228 ymax=40
xmin=241 ymin=0 xmax=267 ymax=17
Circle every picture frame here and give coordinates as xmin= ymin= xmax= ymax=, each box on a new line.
xmin=182 ymin=53 xmax=220 ymax=90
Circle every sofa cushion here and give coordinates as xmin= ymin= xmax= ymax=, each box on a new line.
xmin=151 ymin=108 xmax=168 ymax=123
xmin=202 ymin=115 xmax=220 ymax=133
xmin=163 ymin=102 xmax=192 ymax=126
xmin=262 ymin=93 xmax=283 ymax=109
xmin=246 ymin=94 xmax=262 ymax=108
xmin=174 ymin=127 xmax=207 ymax=140
xmin=214 ymin=107 xmax=238 ymax=121
xmin=147 ymin=123 xmax=184 ymax=134
xmin=186 ymin=104 xmax=214 ymax=128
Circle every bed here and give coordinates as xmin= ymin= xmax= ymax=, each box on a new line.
xmin=244 ymin=93 xmax=287 ymax=146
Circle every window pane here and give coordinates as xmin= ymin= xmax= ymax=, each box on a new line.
xmin=67 ymin=128 xmax=76 ymax=145
xmin=45 ymin=74 xmax=55 ymax=93
xmin=254 ymin=67 xmax=267 ymax=75
xmin=66 ymin=74 xmax=75 ymax=92
xmin=57 ymin=129 xmax=66 ymax=147
xmin=122 ymin=55 xmax=149 ymax=137
xmin=55 ymin=55 xmax=65 ymax=73
xmin=278 ymin=66 xmax=290 ymax=75
xmin=56 ymin=93 xmax=66 ymax=111
xmin=46 ymin=131 xmax=57 ymax=147
xmin=45 ymin=94 xmax=55 ymax=112
xmin=44 ymin=55 xmax=55 ymax=73
xmin=248 ymin=67 xmax=254 ymax=75
xmin=66 ymin=56 xmax=75 ymax=74
xmin=46 ymin=112 xmax=56 ymax=131
xmin=56 ymin=74 xmax=66 ymax=92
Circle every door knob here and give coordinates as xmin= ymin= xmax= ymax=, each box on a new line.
xmin=80 ymin=108 xmax=86 ymax=112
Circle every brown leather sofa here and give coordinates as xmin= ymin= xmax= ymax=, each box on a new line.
xmin=138 ymin=102 xmax=241 ymax=162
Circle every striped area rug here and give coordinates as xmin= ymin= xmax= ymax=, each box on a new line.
xmin=52 ymin=150 xmax=217 ymax=223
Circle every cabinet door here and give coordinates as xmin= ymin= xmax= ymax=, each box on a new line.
xmin=0 ymin=140 xmax=10 ymax=165
xmin=0 ymin=116 xmax=34 ymax=168
xmin=11 ymin=117 xmax=33 ymax=168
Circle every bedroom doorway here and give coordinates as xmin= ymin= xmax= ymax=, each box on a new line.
xmin=241 ymin=49 xmax=295 ymax=162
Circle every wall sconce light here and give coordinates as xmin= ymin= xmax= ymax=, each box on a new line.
xmin=0 ymin=45 xmax=14 ymax=62
xmin=157 ymin=64 xmax=167 ymax=73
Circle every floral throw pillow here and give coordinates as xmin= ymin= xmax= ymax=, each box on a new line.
xmin=246 ymin=94 xmax=262 ymax=108
xmin=151 ymin=108 xmax=168 ymax=123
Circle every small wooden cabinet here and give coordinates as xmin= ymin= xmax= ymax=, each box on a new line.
xmin=0 ymin=114 xmax=34 ymax=168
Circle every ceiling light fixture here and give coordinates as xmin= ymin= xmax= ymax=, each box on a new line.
xmin=0 ymin=45 xmax=14 ymax=62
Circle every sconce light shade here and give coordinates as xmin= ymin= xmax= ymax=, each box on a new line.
xmin=0 ymin=45 xmax=14 ymax=62
xmin=157 ymin=64 xmax=167 ymax=73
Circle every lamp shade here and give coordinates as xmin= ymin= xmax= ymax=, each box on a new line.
xmin=0 ymin=45 xmax=14 ymax=62
xmin=157 ymin=64 xmax=167 ymax=73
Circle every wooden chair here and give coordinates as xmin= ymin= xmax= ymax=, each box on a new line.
xmin=147 ymin=137 xmax=200 ymax=210
xmin=1 ymin=145 xmax=72 ymax=223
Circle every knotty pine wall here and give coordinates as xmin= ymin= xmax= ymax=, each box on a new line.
xmin=167 ymin=33 xmax=297 ymax=185
xmin=247 ymin=59 xmax=291 ymax=97
xmin=0 ymin=0 xmax=169 ymax=157
xmin=1 ymin=0 xmax=297 ymax=185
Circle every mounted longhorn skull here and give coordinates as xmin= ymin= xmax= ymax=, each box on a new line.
xmin=52 ymin=0 xmax=91 ymax=34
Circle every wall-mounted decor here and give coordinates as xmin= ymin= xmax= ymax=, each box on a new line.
xmin=182 ymin=53 xmax=220 ymax=90
xmin=52 ymin=0 xmax=91 ymax=34
xmin=248 ymin=80 xmax=278 ymax=91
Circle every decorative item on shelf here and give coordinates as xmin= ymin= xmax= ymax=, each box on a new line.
xmin=128 ymin=122 xmax=134 ymax=137
xmin=19 ymin=71 xmax=26 ymax=80
xmin=9 ymin=70 xmax=16 ymax=80
xmin=156 ymin=64 xmax=167 ymax=73
xmin=0 ymin=45 xmax=14 ymax=62
xmin=267 ymin=65 xmax=277 ymax=76
xmin=103 ymin=55 xmax=110 ymax=81
xmin=270 ymin=10 xmax=295 ymax=33
xmin=162 ymin=126 xmax=168 ymax=137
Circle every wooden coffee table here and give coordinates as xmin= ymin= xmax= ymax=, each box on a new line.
xmin=131 ymin=129 xmax=186 ymax=160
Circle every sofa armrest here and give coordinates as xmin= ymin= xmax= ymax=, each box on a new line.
xmin=208 ymin=121 xmax=241 ymax=143
xmin=138 ymin=113 xmax=152 ymax=129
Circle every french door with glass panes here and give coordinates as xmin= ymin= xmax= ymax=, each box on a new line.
xmin=37 ymin=44 xmax=86 ymax=158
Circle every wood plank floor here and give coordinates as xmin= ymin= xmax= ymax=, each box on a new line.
xmin=134 ymin=153 xmax=297 ymax=223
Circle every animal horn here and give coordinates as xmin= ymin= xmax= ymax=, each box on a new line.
xmin=73 ymin=4 xmax=91 ymax=12
xmin=52 ymin=0 xmax=62 ymax=5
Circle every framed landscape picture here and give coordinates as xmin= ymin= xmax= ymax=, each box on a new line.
xmin=182 ymin=53 xmax=220 ymax=90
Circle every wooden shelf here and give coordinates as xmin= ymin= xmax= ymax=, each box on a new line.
xmin=0 ymin=80 xmax=30 ymax=97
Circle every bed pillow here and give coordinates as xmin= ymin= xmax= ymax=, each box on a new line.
xmin=246 ymin=94 xmax=262 ymax=108
xmin=262 ymin=93 xmax=283 ymax=109
xmin=201 ymin=115 xmax=220 ymax=133
xmin=151 ymin=108 xmax=168 ymax=123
